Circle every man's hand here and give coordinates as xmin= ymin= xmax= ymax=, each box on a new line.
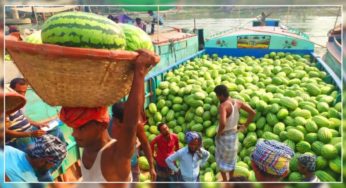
xmin=31 ymin=130 xmax=46 ymax=137
xmin=32 ymin=122 xmax=49 ymax=128
xmin=238 ymin=124 xmax=247 ymax=133
xmin=149 ymin=168 xmax=157 ymax=181
xmin=135 ymin=49 xmax=160 ymax=73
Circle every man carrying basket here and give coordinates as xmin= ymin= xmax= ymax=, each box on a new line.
xmin=59 ymin=49 xmax=160 ymax=182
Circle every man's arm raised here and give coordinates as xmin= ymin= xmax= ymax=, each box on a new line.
xmin=114 ymin=50 xmax=159 ymax=160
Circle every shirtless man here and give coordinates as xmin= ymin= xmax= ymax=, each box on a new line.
xmin=59 ymin=49 xmax=160 ymax=182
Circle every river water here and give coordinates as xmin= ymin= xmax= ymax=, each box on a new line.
xmin=6 ymin=6 xmax=341 ymax=56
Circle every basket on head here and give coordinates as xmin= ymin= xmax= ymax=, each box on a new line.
xmin=5 ymin=34 xmax=140 ymax=108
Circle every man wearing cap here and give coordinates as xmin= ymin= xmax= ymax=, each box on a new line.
xmin=165 ymin=131 xmax=210 ymax=182
xmin=5 ymin=134 xmax=67 ymax=182
xmin=298 ymin=154 xmax=320 ymax=182
xmin=251 ymin=139 xmax=294 ymax=184
xmin=214 ymin=85 xmax=256 ymax=181
xmin=59 ymin=49 xmax=160 ymax=182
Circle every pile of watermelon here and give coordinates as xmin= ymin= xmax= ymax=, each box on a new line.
xmin=143 ymin=52 xmax=342 ymax=182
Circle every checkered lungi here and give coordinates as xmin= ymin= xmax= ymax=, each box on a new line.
xmin=215 ymin=130 xmax=238 ymax=172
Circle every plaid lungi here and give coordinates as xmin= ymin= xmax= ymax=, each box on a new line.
xmin=215 ymin=130 xmax=238 ymax=172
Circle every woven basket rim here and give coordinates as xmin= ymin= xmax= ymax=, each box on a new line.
xmin=5 ymin=34 xmax=139 ymax=61
xmin=0 ymin=92 xmax=26 ymax=114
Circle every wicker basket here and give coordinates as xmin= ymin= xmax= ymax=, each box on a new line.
xmin=0 ymin=87 xmax=26 ymax=114
xmin=5 ymin=34 xmax=140 ymax=108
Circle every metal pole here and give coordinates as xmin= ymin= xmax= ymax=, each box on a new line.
xmin=157 ymin=5 xmax=160 ymax=42
xmin=194 ymin=18 xmax=196 ymax=31
xmin=12 ymin=6 xmax=19 ymax=19
xmin=286 ymin=7 xmax=290 ymax=26
xmin=333 ymin=7 xmax=340 ymax=29
xmin=31 ymin=6 xmax=38 ymax=28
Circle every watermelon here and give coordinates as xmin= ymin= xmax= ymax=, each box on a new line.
xmin=120 ymin=23 xmax=154 ymax=51
xmin=316 ymin=156 xmax=328 ymax=170
xmin=305 ymin=120 xmax=318 ymax=133
xmin=311 ymin=141 xmax=324 ymax=155
xmin=273 ymin=122 xmax=285 ymax=135
xmin=329 ymin=157 xmax=341 ymax=174
xmin=288 ymin=172 xmax=303 ymax=181
xmin=234 ymin=165 xmax=250 ymax=178
xmin=42 ymin=12 xmax=126 ymax=49
xmin=317 ymin=127 xmax=332 ymax=143
xmin=277 ymin=108 xmax=289 ymax=120
xmin=138 ymin=156 xmax=150 ymax=171
xmin=316 ymin=170 xmax=336 ymax=182
xmin=287 ymin=129 xmax=304 ymax=142
xmin=321 ymin=144 xmax=338 ymax=159
xmin=24 ymin=31 xmax=42 ymax=44
xmin=305 ymin=133 xmax=318 ymax=143
xmin=296 ymin=141 xmax=311 ymax=153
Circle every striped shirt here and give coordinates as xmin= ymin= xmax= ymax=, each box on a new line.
xmin=7 ymin=110 xmax=32 ymax=142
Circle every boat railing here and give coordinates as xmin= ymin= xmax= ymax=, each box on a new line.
xmin=311 ymin=52 xmax=342 ymax=91
xmin=281 ymin=24 xmax=310 ymax=40
xmin=333 ymin=36 xmax=342 ymax=49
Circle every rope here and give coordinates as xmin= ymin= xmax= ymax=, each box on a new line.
xmin=205 ymin=19 xmax=253 ymax=41
xmin=168 ymin=40 xmax=177 ymax=63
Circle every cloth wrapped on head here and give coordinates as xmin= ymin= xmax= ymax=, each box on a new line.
xmin=298 ymin=154 xmax=316 ymax=172
xmin=27 ymin=134 xmax=67 ymax=165
xmin=185 ymin=131 xmax=202 ymax=144
xmin=251 ymin=139 xmax=294 ymax=177
xmin=60 ymin=107 xmax=110 ymax=129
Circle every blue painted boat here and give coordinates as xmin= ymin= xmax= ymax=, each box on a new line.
xmin=323 ymin=24 xmax=341 ymax=79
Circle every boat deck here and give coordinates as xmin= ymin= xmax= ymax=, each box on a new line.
xmin=233 ymin=26 xmax=307 ymax=39
xmin=150 ymin=30 xmax=196 ymax=45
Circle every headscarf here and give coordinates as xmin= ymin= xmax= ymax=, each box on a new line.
xmin=60 ymin=107 xmax=110 ymax=129
xmin=298 ymin=154 xmax=316 ymax=172
xmin=27 ymin=134 xmax=67 ymax=165
xmin=185 ymin=131 xmax=202 ymax=144
xmin=251 ymin=140 xmax=295 ymax=176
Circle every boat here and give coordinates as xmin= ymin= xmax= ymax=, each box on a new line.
xmin=323 ymin=24 xmax=341 ymax=80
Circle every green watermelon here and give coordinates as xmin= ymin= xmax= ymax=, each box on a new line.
xmin=120 ymin=23 xmax=154 ymax=51
xmin=296 ymin=141 xmax=311 ymax=153
xmin=316 ymin=156 xmax=328 ymax=170
xmin=287 ymin=129 xmax=304 ymax=142
xmin=317 ymin=127 xmax=332 ymax=143
xmin=138 ymin=156 xmax=150 ymax=171
xmin=42 ymin=12 xmax=126 ymax=49
xmin=24 ymin=31 xmax=42 ymax=44
xmin=321 ymin=144 xmax=338 ymax=159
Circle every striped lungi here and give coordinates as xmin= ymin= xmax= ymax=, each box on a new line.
xmin=215 ymin=130 xmax=238 ymax=172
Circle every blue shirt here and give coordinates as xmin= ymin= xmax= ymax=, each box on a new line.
xmin=5 ymin=146 xmax=38 ymax=182
xmin=151 ymin=12 xmax=164 ymax=24
xmin=166 ymin=146 xmax=210 ymax=182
